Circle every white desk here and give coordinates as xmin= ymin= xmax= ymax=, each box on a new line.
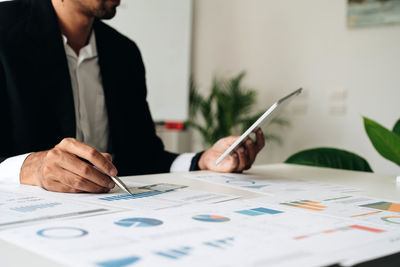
xmin=1 ymin=163 xmax=399 ymax=267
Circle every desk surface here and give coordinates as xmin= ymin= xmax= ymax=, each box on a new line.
xmin=1 ymin=163 xmax=399 ymax=267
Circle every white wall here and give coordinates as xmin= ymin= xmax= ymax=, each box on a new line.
xmin=192 ymin=0 xmax=400 ymax=175
xmin=107 ymin=0 xmax=192 ymax=121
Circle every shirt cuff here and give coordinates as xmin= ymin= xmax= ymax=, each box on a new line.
xmin=0 ymin=153 xmax=31 ymax=184
xmin=170 ymin=153 xmax=196 ymax=173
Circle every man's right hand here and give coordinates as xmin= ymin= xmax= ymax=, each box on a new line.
xmin=20 ymin=138 xmax=117 ymax=193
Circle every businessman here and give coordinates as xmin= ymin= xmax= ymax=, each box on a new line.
xmin=0 ymin=0 xmax=265 ymax=193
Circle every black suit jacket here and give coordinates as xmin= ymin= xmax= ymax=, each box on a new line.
xmin=0 ymin=0 xmax=197 ymax=175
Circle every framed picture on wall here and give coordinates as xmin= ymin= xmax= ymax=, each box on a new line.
xmin=348 ymin=0 xmax=400 ymax=28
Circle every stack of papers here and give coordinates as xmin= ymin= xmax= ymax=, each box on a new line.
xmin=0 ymin=174 xmax=399 ymax=267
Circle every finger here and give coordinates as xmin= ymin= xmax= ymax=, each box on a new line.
xmin=224 ymin=136 xmax=241 ymax=145
xmin=244 ymin=138 xmax=256 ymax=170
xmin=42 ymin=178 xmax=84 ymax=193
xmin=215 ymin=136 xmax=241 ymax=152
xmin=56 ymin=138 xmax=117 ymax=176
xmin=234 ymin=147 xmax=247 ymax=173
xmin=226 ymin=153 xmax=239 ymax=173
xmin=255 ymin=129 xmax=265 ymax=152
xmin=101 ymin=153 xmax=113 ymax=162
xmin=50 ymin=149 xmax=114 ymax=189
xmin=57 ymin=168 xmax=110 ymax=193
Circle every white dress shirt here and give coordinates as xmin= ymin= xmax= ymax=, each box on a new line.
xmin=0 ymin=31 xmax=193 ymax=184
xmin=63 ymin=32 xmax=109 ymax=152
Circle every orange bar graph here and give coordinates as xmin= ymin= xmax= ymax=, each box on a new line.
xmin=349 ymin=224 xmax=385 ymax=233
xmin=282 ymin=200 xmax=327 ymax=211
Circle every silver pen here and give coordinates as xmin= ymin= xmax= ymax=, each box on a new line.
xmin=79 ymin=157 xmax=134 ymax=195
xmin=109 ymin=175 xmax=134 ymax=195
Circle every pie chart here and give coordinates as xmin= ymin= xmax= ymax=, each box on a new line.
xmin=37 ymin=227 xmax=88 ymax=239
xmin=192 ymin=215 xmax=230 ymax=222
xmin=114 ymin=218 xmax=163 ymax=228
xmin=97 ymin=256 xmax=140 ymax=267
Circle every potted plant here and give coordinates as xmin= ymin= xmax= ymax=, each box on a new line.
xmin=285 ymin=117 xmax=400 ymax=173
xmin=187 ymin=72 xmax=288 ymax=146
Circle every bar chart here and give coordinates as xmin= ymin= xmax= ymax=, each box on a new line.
xmin=281 ymin=200 xmax=327 ymax=211
xmin=235 ymin=207 xmax=283 ymax=216
xmin=99 ymin=191 xmax=165 ymax=202
xmin=10 ymin=202 xmax=62 ymax=213
xmin=154 ymin=246 xmax=192 ymax=260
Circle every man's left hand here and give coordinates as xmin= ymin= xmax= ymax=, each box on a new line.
xmin=198 ymin=129 xmax=265 ymax=173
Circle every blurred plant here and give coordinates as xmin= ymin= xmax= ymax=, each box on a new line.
xmin=187 ymin=72 xmax=289 ymax=146
xmin=285 ymin=117 xmax=400 ymax=173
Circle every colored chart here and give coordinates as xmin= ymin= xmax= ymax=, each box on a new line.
xmin=114 ymin=218 xmax=163 ymax=228
xmin=323 ymin=196 xmax=352 ymax=201
xmin=235 ymin=207 xmax=283 ymax=216
xmin=37 ymin=227 xmax=88 ymax=239
xmin=10 ymin=202 xmax=62 ymax=213
xmin=155 ymin=246 xmax=192 ymax=260
xmin=241 ymin=185 xmax=268 ymax=189
xmin=360 ymin=201 xmax=400 ymax=212
xmin=381 ymin=216 xmax=400 ymax=224
xmin=294 ymin=224 xmax=385 ymax=240
xmin=99 ymin=191 xmax=165 ymax=201
xmin=281 ymin=200 xmax=327 ymax=211
xmin=350 ymin=211 xmax=382 ymax=218
xmin=97 ymin=256 xmax=140 ymax=267
xmin=192 ymin=215 xmax=230 ymax=222
xmin=204 ymin=237 xmax=234 ymax=249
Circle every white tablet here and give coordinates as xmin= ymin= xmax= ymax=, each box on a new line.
xmin=215 ymin=88 xmax=302 ymax=166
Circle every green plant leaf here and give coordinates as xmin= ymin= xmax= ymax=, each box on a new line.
xmin=393 ymin=119 xmax=400 ymax=136
xmin=364 ymin=117 xmax=400 ymax=166
xmin=187 ymin=72 xmax=289 ymax=147
xmin=285 ymin=147 xmax=373 ymax=172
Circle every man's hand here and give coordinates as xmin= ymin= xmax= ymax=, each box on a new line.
xmin=20 ymin=138 xmax=117 ymax=193
xmin=198 ymin=129 xmax=265 ymax=173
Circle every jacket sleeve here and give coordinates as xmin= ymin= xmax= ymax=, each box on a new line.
xmin=121 ymin=41 xmax=179 ymax=175
xmin=0 ymin=53 xmax=11 ymax=164
xmin=0 ymin=0 xmax=28 ymax=164
xmin=134 ymin=58 xmax=179 ymax=173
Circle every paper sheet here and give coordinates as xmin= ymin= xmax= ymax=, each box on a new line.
xmin=28 ymin=181 xmax=241 ymax=211
xmin=250 ymin=192 xmax=400 ymax=230
xmin=1 ymin=200 xmax=400 ymax=267
xmin=187 ymin=173 xmax=361 ymax=196
xmin=1 ymin=174 xmax=400 ymax=267
xmin=0 ymin=187 xmax=115 ymax=230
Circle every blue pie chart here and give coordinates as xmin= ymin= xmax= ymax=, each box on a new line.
xmin=97 ymin=256 xmax=140 ymax=267
xmin=192 ymin=215 xmax=230 ymax=222
xmin=114 ymin=218 xmax=163 ymax=228
xmin=37 ymin=227 xmax=88 ymax=239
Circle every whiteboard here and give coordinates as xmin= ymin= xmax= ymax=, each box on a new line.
xmin=105 ymin=0 xmax=192 ymax=121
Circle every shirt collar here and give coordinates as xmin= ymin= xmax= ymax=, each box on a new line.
xmin=62 ymin=31 xmax=98 ymax=60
